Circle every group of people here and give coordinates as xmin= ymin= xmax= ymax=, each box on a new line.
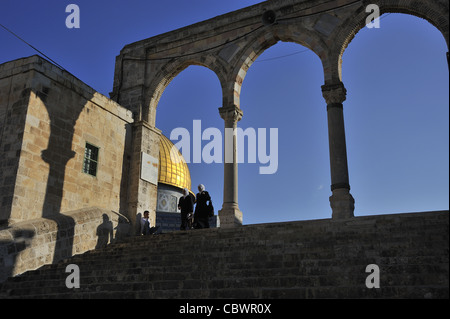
xmin=178 ymin=184 xmax=212 ymax=230
xmin=140 ymin=184 xmax=213 ymax=235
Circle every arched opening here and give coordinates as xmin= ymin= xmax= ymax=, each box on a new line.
xmin=239 ymin=41 xmax=328 ymax=224
xmin=155 ymin=65 xmax=224 ymax=213
xmin=342 ymin=13 xmax=449 ymax=216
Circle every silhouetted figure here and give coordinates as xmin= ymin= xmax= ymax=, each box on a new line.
xmin=194 ymin=184 xmax=212 ymax=229
xmin=96 ymin=214 xmax=113 ymax=248
xmin=178 ymin=188 xmax=194 ymax=230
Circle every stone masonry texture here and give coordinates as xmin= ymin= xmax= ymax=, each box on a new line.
xmin=0 ymin=0 xmax=448 ymax=298
xmin=0 ymin=211 xmax=448 ymax=298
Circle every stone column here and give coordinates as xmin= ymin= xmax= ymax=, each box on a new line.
xmin=322 ymin=82 xmax=355 ymax=219
xmin=218 ymin=105 xmax=244 ymax=227
xmin=127 ymin=120 xmax=162 ymax=234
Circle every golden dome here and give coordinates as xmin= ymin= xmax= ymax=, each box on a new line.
xmin=158 ymin=134 xmax=192 ymax=192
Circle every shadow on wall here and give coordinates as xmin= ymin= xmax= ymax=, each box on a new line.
xmin=0 ymin=56 xmax=136 ymax=282
xmin=36 ymin=84 xmax=91 ymax=263
xmin=0 ymin=209 xmax=132 ymax=283
xmin=0 ymin=86 xmax=32 ymax=226
xmin=0 ymin=229 xmax=35 ymax=283
xmin=97 ymin=212 xmax=132 ymax=248
xmin=119 ymin=122 xmax=132 ymax=228
xmin=36 ymin=86 xmax=135 ymax=263
xmin=95 ymin=214 xmax=113 ymax=249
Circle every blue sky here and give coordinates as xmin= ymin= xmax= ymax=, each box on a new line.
xmin=1 ymin=1 xmax=448 ymax=225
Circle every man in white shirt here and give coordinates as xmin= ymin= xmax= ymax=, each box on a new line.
xmin=140 ymin=210 xmax=153 ymax=235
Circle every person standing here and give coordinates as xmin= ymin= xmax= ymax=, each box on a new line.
xmin=194 ymin=184 xmax=212 ymax=229
xmin=178 ymin=188 xmax=194 ymax=230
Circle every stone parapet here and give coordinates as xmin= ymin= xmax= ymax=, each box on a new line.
xmin=0 ymin=207 xmax=130 ymax=283
xmin=0 ymin=211 xmax=448 ymax=298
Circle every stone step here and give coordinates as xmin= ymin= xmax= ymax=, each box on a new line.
xmin=11 ymin=249 xmax=446 ymax=285
xmin=0 ymin=212 xmax=448 ymax=299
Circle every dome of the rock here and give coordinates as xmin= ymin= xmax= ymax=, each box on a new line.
xmin=158 ymin=134 xmax=192 ymax=193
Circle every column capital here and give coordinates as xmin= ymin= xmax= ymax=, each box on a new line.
xmin=321 ymin=82 xmax=347 ymax=105
xmin=219 ymin=105 xmax=243 ymax=124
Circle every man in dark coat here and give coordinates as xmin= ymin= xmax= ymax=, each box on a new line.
xmin=194 ymin=184 xmax=212 ymax=229
xmin=178 ymin=188 xmax=194 ymax=230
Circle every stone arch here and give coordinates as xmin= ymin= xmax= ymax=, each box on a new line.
xmin=227 ymin=24 xmax=329 ymax=109
xmin=144 ymin=56 xmax=228 ymax=126
xmin=338 ymin=10 xmax=448 ymax=217
xmin=331 ymin=0 xmax=449 ymax=82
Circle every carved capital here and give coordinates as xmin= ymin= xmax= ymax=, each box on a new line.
xmin=219 ymin=105 xmax=243 ymax=125
xmin=321 ymin=82 xmax=347 ymax=105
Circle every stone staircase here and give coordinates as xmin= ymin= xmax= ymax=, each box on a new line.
xmin=0 ymin=211 xmax=448 ymax=299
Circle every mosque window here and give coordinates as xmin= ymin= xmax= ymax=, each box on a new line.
xmin=83 ymin=142 xmax=99 ymax=176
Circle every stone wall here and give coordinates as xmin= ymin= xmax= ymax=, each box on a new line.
xmin=0 ymin=56 xmax=136 ymax=282
xmin=0 ymin=56 xmax=134 ymax=224
xmin=0 ymin=211 xmax=447 ymax=298
xmin=155 ymin=212 xmax=219 ymax=233
xmin=0 ymin=58 xmax=33 ymax=226
xmin=0 ymin=207 xmax=130 ymax=283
